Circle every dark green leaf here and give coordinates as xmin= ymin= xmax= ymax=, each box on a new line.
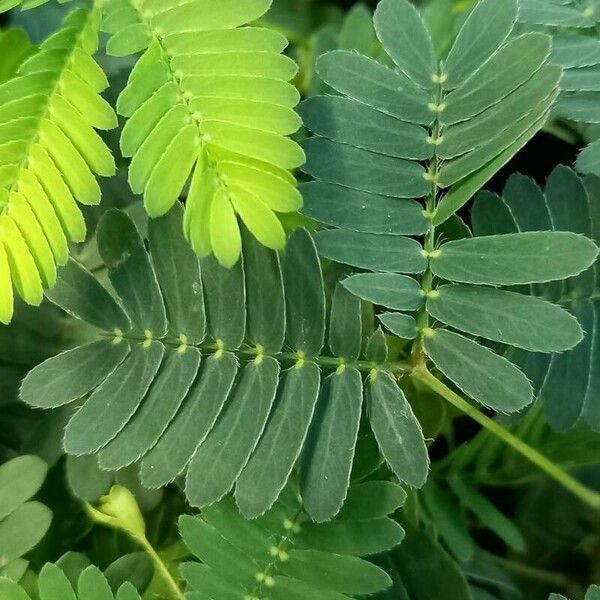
xmin=315 ymin=230 xmax=426 ymax=273
xmin=283 ymin=229 xmax=326 ymax=356
xmin=301 ymin=368 xmax=363 ymax=522
xmin=374 ymin=0 xmax=436 ymax=91
xmin=329 ymin=283 xmax=362 ymax=361
xmin=201 ymin=254 xmax=246 ymax=350
xmin=141 ymin=352 xmax=238 ymax=488
xmin=63 ymin=342 xmax=164 ymax=455
xmin=342 ymin=273 xmax=423 ymax=311
xmin=431 ymin=232 xmax=599 ymax=285
xmin=443 ymin=0 xmax=518 ymax=90
xmin=317 ymin=50 xmax=432 ymax=124
xmin=336 ymin=481 xmax=407 ymax=521
xmin=186 ymin=357 xmax=280 ymax=507
xmin=242 ymin=227 xmax=285 ymax=353
xmin=295 ymin=518 xmax=404 ymax=556
xmin=380 ymin=311 xmax=418 ymax=339
xmin=98 ymin=348 xmax=201 ymax=470
xmin=97 ymin=210 xmax=167 ymax=337
xmin=299 ymin=96 xmax=432 ymax=160
xmin=424 ymin=329 xmax=533 ymax=412
xmin=300 ymin=182 xmax=428 ymax=236
xmin=368 ymin=371 xmax=429 ymax=487
xmin=236 ymin=363 xmax=321 ymax=518
xmin=148 ymin=202 xmax=205 ymax=344
xmin=302 ymin=136 xmax=429 ymax=198
xmin=21 ymin=340 xmax=130 ymax=408
xmin=45 ymin=259 xmax=130 ymax=333
xmin=427 ymin=284 xmax=582 ymax=352
xmin=280 ymin=549 xmax=391 ymax=595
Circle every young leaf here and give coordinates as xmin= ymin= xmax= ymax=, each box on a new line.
xmin=105 ymin=0 xmax=304 ymax=266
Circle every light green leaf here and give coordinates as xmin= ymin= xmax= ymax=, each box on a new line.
xmin=38 ymin=563 xmax=77 ymax=600
xmin=0 ymin=456 xmax=47 ymax=521
xmin=0 ymin=502 xmax=52 ymax=565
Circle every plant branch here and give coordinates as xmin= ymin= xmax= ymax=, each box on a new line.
xmin=137 ymin=537 xmax=185 ymax=600
xmin=413 ymin=365 xmax=600 ymax=511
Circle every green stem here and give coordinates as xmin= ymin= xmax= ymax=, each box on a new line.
xmin=100 ymin=331 xmax=413 ymax=376
xmin=488 ymin=554 xmax=569 ymax=589
xmin=138 ymin=537 xmax=186 ymax=600
xmin=413 ymin=366 xmax=600 ymax=511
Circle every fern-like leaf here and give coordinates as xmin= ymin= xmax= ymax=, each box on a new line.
xmin=179 ymin=483 xmax=405 ymax=599
xmin=300 ymin=0 xmax=599 ymax=414
xmin=103 ymin=0 xmax=304 ymax=268
xmin=0 ymin=7 xmax=116 ymax=324
xmin=0 ymin=563 xmax=142 ymax=600
xmin=20 ymin=206 xmax=429 ymax=522
xmin=471 ymin=166 xmax=600 ymax=431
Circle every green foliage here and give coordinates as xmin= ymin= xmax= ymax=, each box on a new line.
xmin=0 ymin=455 xmax=51 ymax=582
xmin=0 ymin=7 xmax=116 ymax=324
xmin=0 ymin=563 xmax=142 ymax=600
xmin=179 ymin=483 xmax=405 ymax=599
xmin=471 ymin=167 xmax=600 ymax=431
xmin=301 ymin=0 xmax=599 ymax=414
xmin=0 ymin=0 xmax=72 ymax=11
xmin=20 ymin=207 xmax=428 ymax=522
xmin=102 ymin=0 xmax=304 ymax=268
xmin=0 ymin=29 xmax=35 ymax=84
xmin=2 ymin=0 xmax=600 ymax=599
